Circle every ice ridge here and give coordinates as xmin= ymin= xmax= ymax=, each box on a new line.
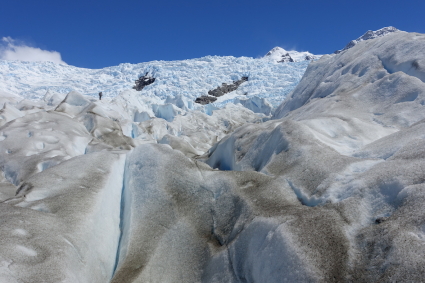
xmin=334 ymin=26 xmax=399 ymax=54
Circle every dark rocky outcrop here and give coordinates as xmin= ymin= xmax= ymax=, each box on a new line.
xmin=208 ymin=76 xmax=248 ymax=98
xmin=195 ymin=96 xmax=217 ymax=105
xmin=195 ymin=76 xmax=248 ymax=105
xmin=277 ymin=53 xmax=294 ymax=63
xmin=133 ymin=72 xmax=156 ymax=91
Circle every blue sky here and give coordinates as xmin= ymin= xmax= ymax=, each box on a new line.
xmin=1 ymin=0 xmax=424 ymax=68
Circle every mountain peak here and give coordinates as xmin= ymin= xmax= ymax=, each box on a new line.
xmin=264 ymin=47 xmax=317 ymax=63
xmin=335 ymin=26 xmax=400 ymax=54
xmin=265 ymin=47 xmax=287 ymax=56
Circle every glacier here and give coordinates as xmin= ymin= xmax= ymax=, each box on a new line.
xmin=1 ymin=27 xmax=425 ymax=282
xmin=0 ymin=55 xmax=309 ymax=110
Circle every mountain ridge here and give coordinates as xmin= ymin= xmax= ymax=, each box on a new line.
xmin=334 ymin=26 xmax=399 ymax=54
xmin=264 ymin=46 xmax=317 ymax=62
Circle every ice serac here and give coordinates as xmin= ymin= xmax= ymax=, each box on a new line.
xmin=0 ymin=151 xmax=126 ymax=283
xmin=0 ymin=54 xmax=309 ymax=110
xmin=206 ymin=30 xmax=425 ymax=281
xmin=0 ymin=111 xmax=92 ymax=185
xmin=234 ymin=96 xmax=272 ymax=115
xmin=133 ymin=103 xmax=263 ymax=154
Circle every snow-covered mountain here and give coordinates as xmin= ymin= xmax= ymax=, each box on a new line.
xmin=334 ymin=26 xmax=399 ymax=54
xmin=264 ymin=46 xmax=317 ymax=62
xmin=2 ymin=27 xmax=425 ymax=282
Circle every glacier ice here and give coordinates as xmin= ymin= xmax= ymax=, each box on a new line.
xmin=0 ymin=29 xmax=425 ymax=282
xmin=0 ymin=54 xmax=309 ymax=111
xmin=206 ymin=30 xmax=425 ymax=281
xmin=0 ymin=151 xmax=125 ymax=282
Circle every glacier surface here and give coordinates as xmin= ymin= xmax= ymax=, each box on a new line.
xmin=0 ymin=55 xmax=309 ymax=110
xmin=1 ymin=28 xmax=425 ymax=282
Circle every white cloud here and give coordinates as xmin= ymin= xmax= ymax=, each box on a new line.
xmin=0 ymin=37 xmax=66 ymax=64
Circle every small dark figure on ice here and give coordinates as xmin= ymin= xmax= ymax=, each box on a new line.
xmin=99 ymin=92 xmax=103 ymax=100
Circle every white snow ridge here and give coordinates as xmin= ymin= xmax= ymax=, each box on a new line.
xmin=1 ymin=27 xmax=425 ymax=282
xmin=334 ymin=26 xmax=399 ymax=54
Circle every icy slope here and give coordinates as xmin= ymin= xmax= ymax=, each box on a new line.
xmin=111 ymin=144 xmax=348 ymax=282
xmin=0 ymin=55 xmax=309 ymax=110
xmin=334 ymin=26 xmax=399 ymax=54
xmin=274 ymin=30 xmax=425 ymax=123
xmin=206 ymin=30 xmax=425 ymax=281
xmin=0 ymin=151 xmax=125 ymax=282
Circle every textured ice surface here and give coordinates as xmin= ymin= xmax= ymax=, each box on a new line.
xmin=1 ymin=30 xmax=425 ymax=282
xmin=111 ymin=144 xmax=348 ymax=282
xmin=0 ymin=55 xmax=309 ymax=111
xmin=0 ymin=152 xmax=125 ymax=282
xmin=335 ymin=26 xmax=399 ymax=54
xmin=206 ymin=30 xmax=425 ymax=281
xmin=0 ymin=111 xmax=92 ymax=185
